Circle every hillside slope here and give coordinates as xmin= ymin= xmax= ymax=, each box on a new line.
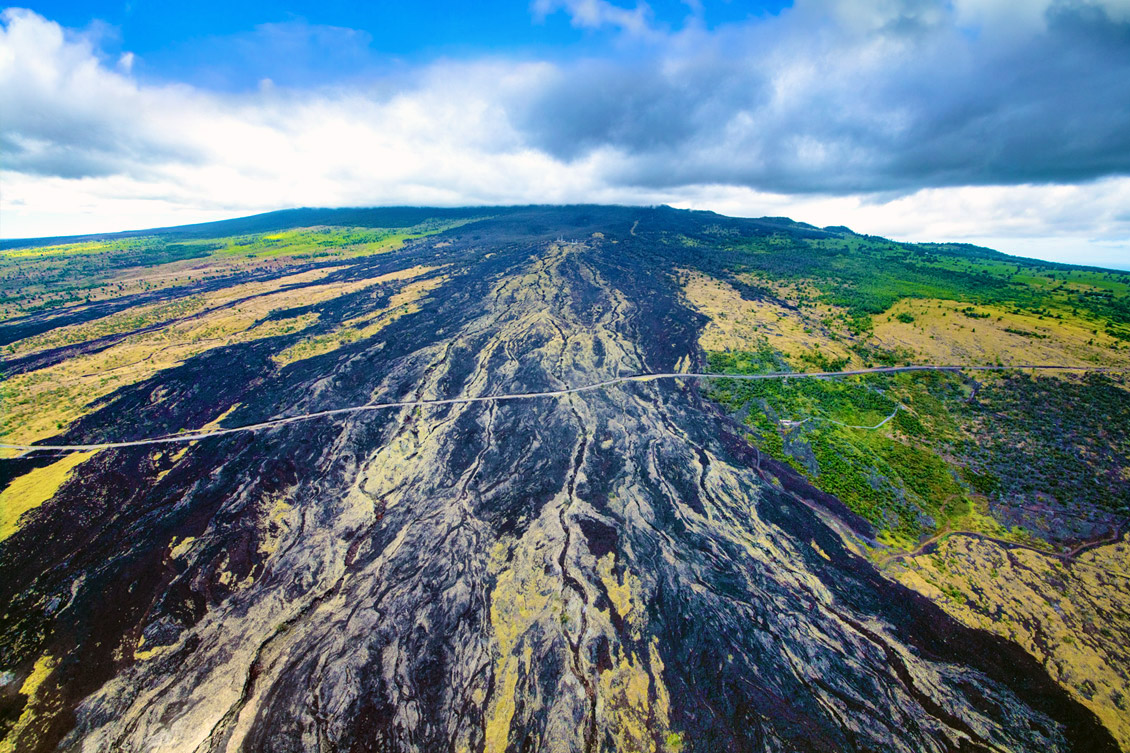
xmin=1 ymin=207 xmax=1127 ymax=752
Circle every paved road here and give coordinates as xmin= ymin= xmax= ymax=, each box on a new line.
xmin=0 ymin=363 xmax=1118 ymax=454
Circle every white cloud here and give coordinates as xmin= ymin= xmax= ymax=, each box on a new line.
xmin=0 ymin=9 xmax=568 ymax=227
xmin=1 ymin=7 xmax=1128 ymax=270
xmin=952 ymin=0 xmax=1130 ymax=31
xmin=531 ymin=0 xmax=656 ymax=36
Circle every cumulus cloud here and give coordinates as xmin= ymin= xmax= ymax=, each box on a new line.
xmin=1 ymin=4 xmax=1129 ymax=266
xmin=531 ymin=0 xmax=657 ymax=36
xmin=0 ymin=9 xmax=203 ymax=178
xmin=520 ymin=0 xmax=1130 ymax=192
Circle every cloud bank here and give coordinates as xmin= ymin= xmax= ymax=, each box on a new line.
xmin=1 ymin=2 xmax=1129 ymax=267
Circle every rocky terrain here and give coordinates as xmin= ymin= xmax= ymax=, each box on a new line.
xmin=1 ymin=206 xmax=1127 ymax=752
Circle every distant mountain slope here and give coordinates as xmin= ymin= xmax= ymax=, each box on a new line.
xmin=0 ymin=206 xmax=511 ymax=250
xmin=1 ymin=207 xmax=1126 ymax=752
xmin=0 ymin=205 xmax=840 ymax=251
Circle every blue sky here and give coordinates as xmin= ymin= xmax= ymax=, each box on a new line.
xmin=24 ymin=0 xmax=790 ymax=88
xmin=2 ymin=0 xmax=1129 ymax=269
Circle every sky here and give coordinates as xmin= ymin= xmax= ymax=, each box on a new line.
xmin=1 ymin=1 xmax=1129 ymax=268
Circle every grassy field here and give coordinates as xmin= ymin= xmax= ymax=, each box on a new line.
xmin=683 ymin=228 xmax=1130 ymax=549
xmin=701 ymin=353 xmax=1129 ymax=550
xmin=704 ymin=359 xmax=997 ymax=545
xmin=891 ymin=533 xmax=1130 ymax=750
xmin=0 ymin=220 xmax=467 ymax=321
xmin=691 ymin=229 xmax=1130 ymax=340
xmin=0 ymin=215 xmax=465 ymax=454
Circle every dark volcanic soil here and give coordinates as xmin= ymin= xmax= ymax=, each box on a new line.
xmin=0 ymin=208 xmax=1117 ymax=752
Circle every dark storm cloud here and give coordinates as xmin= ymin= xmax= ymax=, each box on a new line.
xmin=0 ymin=112 xmax=198 ymax=179
xmin=515 ymin=0 xmax=1130 ymax=193
xmin=0 ymin=134 xmax=122 ymax=178
xmin=3 ymin=1 xmax=1129 ymax=204
xmin=512 ymin=55 xmax=770 ymax=160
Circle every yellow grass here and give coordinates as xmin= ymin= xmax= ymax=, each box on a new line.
xmin=597 ymin=646 xmax=673 ymax=753
xmin=0 ymin=654 xmax=58 ymax=753
xmin=0 ymin=451 xmax=97 ymax=541
xmin=200 ymin=403 xmax=240 ymax=431
xmin=7 ymin=268 xmax=335 ymax=357
xmin=272 ymin=268 xmax=444 ymax=366
xmin=1 ymin=267 xmax=448 ymax=446
xmin=486 ymin=539 xmax=558 ymax=753
xmin=681 ymin=271 xmax=854 ymax=366
xmin=891 ymin=534 xmax=1130 ymax=748
xmin=0 ymin=227 xmax=425 ymax=322
xmin=872 ymin=298 xmax=1129 ymax=368
xmin=1 ymin=312 xmax=315 ymax=448
xmin=6 ymin=271 xmax=397 ymax=444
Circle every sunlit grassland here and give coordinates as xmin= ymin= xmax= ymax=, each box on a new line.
xmin=3 ymin=295 xmax=205 ymax=356
xmin=681 ymin=271 xmax=856 ymax=371
xmin=891 ymin=533 xmax=1130 ymax=750
xmin=0 ymin=311 xmax=317 ymax=450
xmin=871 ymin=298 xmax=1129 ymax=368
xmin=0 ymin=267 xmax=440 ymax=447
xmin=687 ymin=228 xmax=1130 ymax=377
xmin=207 ymin=225 xmax=425 ymax=259
xmin=717 ymin=233 xmax=1130 ymax=338
xmin=0 ymin=237 xmax=159 ymax=259
xmin=272 ymin=271 xmax=446 ymax=366
xmin=0 ymin=220 xmax=467 ymax=320
xmin=169 ymin=218 xmax=476 ymax=261
xmin=3 ymin=267 xmax=336 ymax=357
xmin=0 ymin=450 xmax=98 ymax=541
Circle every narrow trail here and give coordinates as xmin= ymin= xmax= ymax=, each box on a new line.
xmin=783 ymin=405 xmax=904 ymax=431
xmin=1 ymin=363 xmax=1120 ymax=454
xmin=881 ymin=525 xmax=1129 ymax=578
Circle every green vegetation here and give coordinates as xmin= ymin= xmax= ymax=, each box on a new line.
xmin=7 ymin=295 xmax=206 ymax=355
xmin=956 ymin=372 xmax=1130 ymax=516
xmin=707 ymin=346 xmax=1130 ymax=547
xmin=682 ymin=221 xmax=1130 ymax=550
xmin=1003 ymin=326 xmax=1047 ymax=339
xmin=0 ymin=219 xmax=467 ymax=320
xmin=707 ymin=341 xmax=783 ymax=374
xmin=203 ymin=222 xmax=463 ymax=259
xmin=706 ymin=351 xmax=967 ymax=540
xmin=702 ymin=351 xmax=1116 ymax=547
xmin=696 ymin=231 xmax=1130 ymax=334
